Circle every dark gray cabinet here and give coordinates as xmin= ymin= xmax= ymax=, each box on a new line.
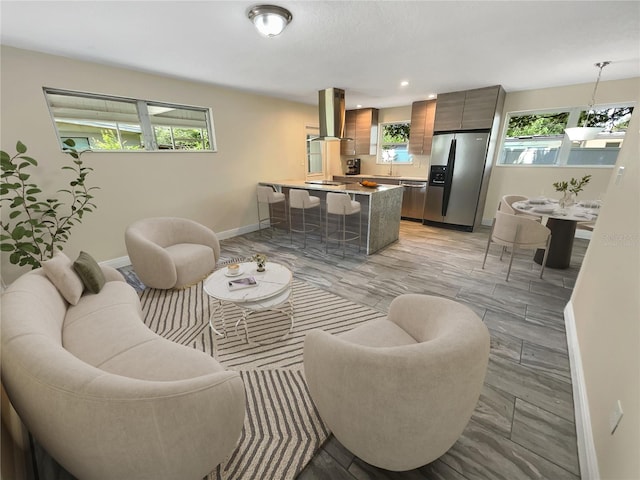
xmin=408 ymin=99 xmax=437 ymax=155
xmin=433 ymin=86 xmax=503 ymax=132
xmin=341 ymin=108 xmax=379 ymax=156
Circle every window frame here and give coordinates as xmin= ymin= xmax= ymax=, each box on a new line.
xmin=376 ymin=121 xmax=412 ymax=165
xmin=497 ymin=103 xmax=634 ymax=168
xmin=43 ymin=87 xmax=217 ymax=153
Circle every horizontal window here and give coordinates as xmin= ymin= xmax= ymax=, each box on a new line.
xmin=377 ymin=122 xmax=412 ymax=164
xmin=498 ymin=104 xmax=634 ymax=167
xmin=43 ymin=88 xmax=216 ymax=152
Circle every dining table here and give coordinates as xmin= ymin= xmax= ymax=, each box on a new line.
xmin=512 ymin=198 xmax=600 ymax=269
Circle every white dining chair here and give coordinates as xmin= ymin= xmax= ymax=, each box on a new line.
xmin=482 ymin=211 xmax=552 ymax=281
xmin=500 ymin=195 xmax=542 ymax=222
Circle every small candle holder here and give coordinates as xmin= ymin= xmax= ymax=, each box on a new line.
xmin=252 ymin=253 xmax=267 ymax=272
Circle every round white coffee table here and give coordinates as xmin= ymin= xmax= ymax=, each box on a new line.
xmin=203 ymin=261 xmax=294 ymax=344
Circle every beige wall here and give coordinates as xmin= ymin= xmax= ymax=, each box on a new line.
xmin=483 ymin=78 xmax=639 ymax=223
xmin=0 ymin=46 xmax=317 ymax=282
xmin=570 ymin=99 xmax=640 ymax=478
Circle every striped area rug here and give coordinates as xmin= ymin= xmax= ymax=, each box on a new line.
xmin=139 ymin=278 xmax=386 ymax=480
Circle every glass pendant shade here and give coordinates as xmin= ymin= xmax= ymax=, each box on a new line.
xmin=248 ymin=5 xmax=292 ymax=37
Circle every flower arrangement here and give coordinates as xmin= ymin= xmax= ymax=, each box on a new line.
xmin=553 ymin=174 xmax=592 ymax=196
xmin=252 ymin=253 xmax=267 ymax=272
xmin=553 ymin=174 xmax=591 ymax=208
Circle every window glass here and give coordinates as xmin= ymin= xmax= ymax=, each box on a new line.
xmin=498 ymin=105 xmax=634 ymax=167
xmin=306 ymin=127 xmax=322 ymax=174
xmin=46 ymin=92 xmax=143 ymax=150
xmin=567 ymin=106 xmax=633 ymax=166
xmin=378 ymin=122 xmax=411 ymax=164
xmin=44 ymin=88 xmax=215 ymax=152
xmin=148 ymin=104 xmax=211 ymax=150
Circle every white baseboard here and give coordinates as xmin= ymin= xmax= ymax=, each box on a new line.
xmin=575 ymin=229 xmax=593 ymax=240
xmin=564 ymin=300 xmax=600 ymax=480
xmin=216 ymin=223 xmax=261 ymax=240
xmin=100 ymin=224 xmax=262 ymax=269
xmin=100 ymin=255 xmax=131 ymax=269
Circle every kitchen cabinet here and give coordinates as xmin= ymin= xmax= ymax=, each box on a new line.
xmin=341 ymin=108 xmax=379 ymax=156
xmin=433 ymin=86 xmax=503 ymax=132
xmin=408 ymin=99 xmax=437 ymax=155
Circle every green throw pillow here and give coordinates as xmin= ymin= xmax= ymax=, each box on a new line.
xmin=73 ymin=251 xmax=106 ymax=294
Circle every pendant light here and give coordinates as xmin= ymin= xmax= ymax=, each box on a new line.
xmin=565 ymin=61 xmax=611 ymax=142
xmin=248 ymin=5 xmax=292 ymax=37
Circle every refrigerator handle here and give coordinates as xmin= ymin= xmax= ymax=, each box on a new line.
xmin=442 ymin=138 xmax=456 ymax=217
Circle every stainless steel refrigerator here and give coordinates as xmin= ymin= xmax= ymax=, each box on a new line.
xmin=423 ymin=131 xmax=491 ymax=231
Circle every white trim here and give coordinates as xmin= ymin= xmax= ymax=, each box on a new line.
xmin=99 ymin=224 xmax=262 ymax=268
xmin=99 ymin=255 xmax=131 ymax=269
xmin=564 ymin=300 xmax=600 ymax=480
xmin=575 ymin=229 xmax=593 ymax=240
xmin=217 ymin=223 xmax=261 ymax=240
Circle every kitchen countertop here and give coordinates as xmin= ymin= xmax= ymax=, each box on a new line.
xmin=337 ymin=174 xmax=428 ymax=182
xmin=260 ymin=179 xmax=404 ymax=195
xmin=258 ymin=179 xmax=403 ymax=254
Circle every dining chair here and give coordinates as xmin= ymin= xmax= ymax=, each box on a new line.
xmin=500 ymin=195 xmax=542 ymax=222
xmin=482 ymin=211 xmax=552 ymax=281
xmin=577 ymin=220 xmax=596 ymax=232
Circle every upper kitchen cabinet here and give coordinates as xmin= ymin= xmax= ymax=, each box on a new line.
xmin=408 ymin=99 xmax=437 ymax=155
xmin=433 ymin=86 xmax=504 ymax=132
xmin=341 ymin=108 xmax=379 ymax=155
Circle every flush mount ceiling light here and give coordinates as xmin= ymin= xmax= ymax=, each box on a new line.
xmin=565 ymin=61 xmax=611 ymax=142
xmin=248 ymin=5 xmax=292 ymax=37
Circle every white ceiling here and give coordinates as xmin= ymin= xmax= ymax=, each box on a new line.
xmin=1 ymin=1 xmax=639 ymax=109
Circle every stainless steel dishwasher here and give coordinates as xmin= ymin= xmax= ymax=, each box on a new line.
xmin=399 ymin=181 xmax=427 ymax=220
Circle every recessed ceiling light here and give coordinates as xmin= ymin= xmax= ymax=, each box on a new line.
xmin=428 ymin=94 xmax=436 ymax=99
xmin=356 ymin=104 xmax=363 ymax=108
xmin=400 ymin=81 xmax=409 ymax=87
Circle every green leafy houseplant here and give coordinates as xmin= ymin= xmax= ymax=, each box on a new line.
xmin=0 ymin=140 xmax=98 ymax=268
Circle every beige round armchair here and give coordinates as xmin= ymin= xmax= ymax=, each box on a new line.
xmin=125 ymin=217 xmax=220 ymax=289
xmin=303 ymin=294 xmax=490 ymax=471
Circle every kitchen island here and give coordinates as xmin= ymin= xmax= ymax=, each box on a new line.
xmin=259 ymin=180 xmax=403 ymax=254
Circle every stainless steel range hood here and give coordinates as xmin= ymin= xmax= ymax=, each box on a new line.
xmin=314 ymin=87 xmax=346 ymax=141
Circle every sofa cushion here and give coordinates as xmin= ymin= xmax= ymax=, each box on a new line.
xmin=73 ymin=251 xmax=106 ymax=294
xmin=42 ymin=252 xmax=84 ymax=305
xmin=63 ymin=281 xmax=222 ymax=380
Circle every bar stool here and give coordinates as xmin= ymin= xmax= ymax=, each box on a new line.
xmin=289 ymin=189 xmax=322 ymax=248
xmin=256 ymin=185 xmax=286 ymax=236
xmin=325 ymin=192 xmax=361 ymax=257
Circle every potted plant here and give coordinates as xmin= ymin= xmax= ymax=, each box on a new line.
xmin=553 ymin=174 xmax=591 ymax=208
xmin=0 ymin=140 xmax=98 ymax=269
xmin=252 ymin=253 xmax=267 ymax=272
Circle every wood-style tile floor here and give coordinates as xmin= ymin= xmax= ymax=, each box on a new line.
xmin=221 ymin=220 xmax=586 ymax=480
xmin=32 ymin=220 xmax=586 ymax=480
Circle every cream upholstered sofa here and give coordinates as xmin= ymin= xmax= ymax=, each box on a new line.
xmin=1 ymin=265 xmax=245 ymax=480
xmin=125 ymin=217 xmax=221 ymax=289
xmin=303 ymin=294 xmax=490 ymax=471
